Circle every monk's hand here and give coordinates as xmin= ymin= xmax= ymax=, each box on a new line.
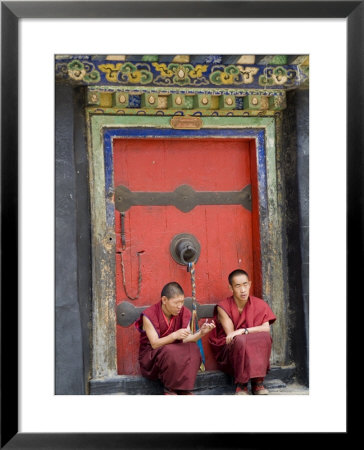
xmin=199 ymin=320 xmax=216 ymax=336
xmin=226 ymin=330 xmax=239 ymax=344
xmin=173 ymin=328 xmax=191 ymax=340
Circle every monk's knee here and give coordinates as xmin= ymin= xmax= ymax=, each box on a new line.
xmin=251 ymin=331 xmax=272 ymax=344
xmin=234 ymin=335 xmax=247 ymax=347
xmin=189 ymin=342 xmax=201 ymax=355
xmin=188 ymin=343 xmax=202 ymax=367
xmin=161 ymin=344 xmax=178 ymax=359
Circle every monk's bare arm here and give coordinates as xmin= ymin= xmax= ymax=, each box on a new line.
xmin=245 ymin=321 xmax=270 ymax=333
xmin=142 ymin=315 xmax=190 ymax=349
xmin=218 ymin=308 xmax=270 ymax=343
xmin=217 ymin=307 xmax=239 ymax=344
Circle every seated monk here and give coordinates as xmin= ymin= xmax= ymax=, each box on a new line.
xmin=135 ymin=281 xmax=215 ymax=395
xmin=209 ymin=269 xmax=276 ymax=395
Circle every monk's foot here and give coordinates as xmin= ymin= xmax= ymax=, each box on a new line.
xmin=178 ymin=390 xmax=195 ymax=395
xmin=235 ymin=383 xmax=249 ymax=395
xmin=252 ymin=386 xmax=269 ymax=395
xmin=251 ymin=378 xmax=269 ymax=395
xmin=164 ymin=387 xmax=178 ymax=395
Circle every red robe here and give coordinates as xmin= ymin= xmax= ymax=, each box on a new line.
xmin=135 ymin=301 xmax=201 ymax=391
xmin=208 ymin=295 xmax=276 ymax=384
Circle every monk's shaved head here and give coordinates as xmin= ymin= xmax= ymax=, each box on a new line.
xmin=161 ymin=282 xmax=184 ymax=299
xmin=228 ymin=269 xmax=250 ymax=286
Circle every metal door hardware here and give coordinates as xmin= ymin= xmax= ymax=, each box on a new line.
xmin=115 ymin=183 xmax=252 ymax=213
xmin=170 ymin=233 xmax=201 ymax=266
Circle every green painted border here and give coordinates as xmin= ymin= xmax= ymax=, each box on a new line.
xmin=87 ymin=113 xmax=286 ymax=378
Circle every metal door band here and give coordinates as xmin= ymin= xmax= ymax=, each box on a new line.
xmin=115 ymin=183 xmax=252 ymax=213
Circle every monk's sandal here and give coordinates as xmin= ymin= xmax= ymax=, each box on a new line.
xmin=235 ymin=383 xmax=249 ymax=395
xmin=164 ymin=387 xmax=178 ymax=395
xmin=252 ymin=383 xmax=269 ymax=395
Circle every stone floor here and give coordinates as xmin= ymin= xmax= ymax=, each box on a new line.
xmin=193 ymin=379 xmax=309 ymax=395
xmin=268 ymin=381 xmax=309 ymax=395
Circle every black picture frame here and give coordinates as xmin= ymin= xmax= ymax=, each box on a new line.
xmin=1 ymin=1 xmax=356 ymax=448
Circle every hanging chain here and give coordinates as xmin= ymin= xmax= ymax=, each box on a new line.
xmin=120 ymin=251 xmax=143 ymax=301
xmin=119 ymin=211 xmax=142 ymax=300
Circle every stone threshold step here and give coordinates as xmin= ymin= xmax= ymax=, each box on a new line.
xmin=90 ymin=365 xmax=297 ymax=395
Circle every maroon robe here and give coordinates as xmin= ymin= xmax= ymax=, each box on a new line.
xmin=135 ymin=301 xmax=201 ymax=391
xmin=209 ymin=295 xmax=276 ymax=384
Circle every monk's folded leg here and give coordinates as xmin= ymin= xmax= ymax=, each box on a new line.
xmin=155 ymin=342 xmax=201 ymax=391
xmin=229 ymin=332 xmax=272 ymax=385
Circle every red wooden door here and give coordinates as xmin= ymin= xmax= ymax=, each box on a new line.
xmin=114 ymin=138 xmax=261 ymax=374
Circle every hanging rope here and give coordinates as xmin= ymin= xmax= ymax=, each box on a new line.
xmin=188 ymin=262 xmax=205 ymax=371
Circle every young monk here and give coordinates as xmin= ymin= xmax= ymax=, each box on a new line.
xmin=135 ymin=282 xmax=215 ymax=395
xmin=209 ymin=269 xmax=276 ymax=395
